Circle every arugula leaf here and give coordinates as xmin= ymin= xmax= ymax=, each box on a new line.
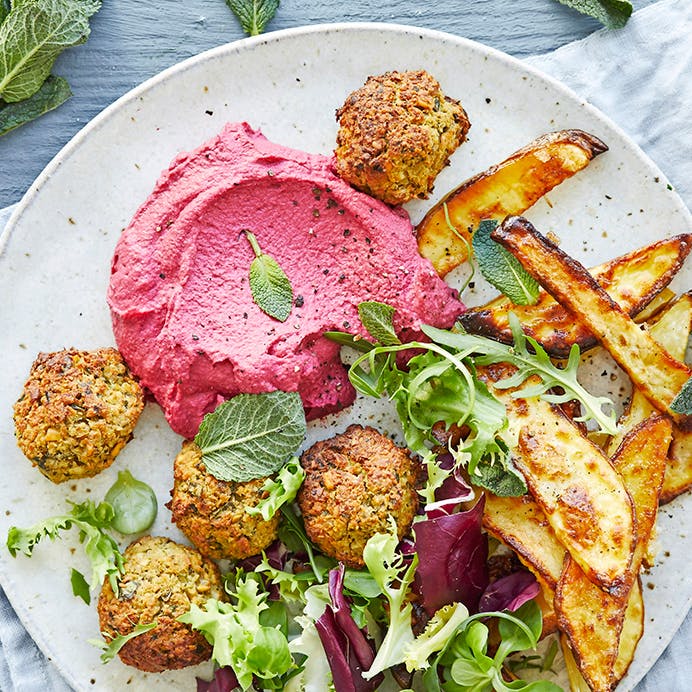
xmin=553 ymin=0 xmax=632 ymax=29
xmin=358 ymin=301 xmax=401 ymax=346
xmin=195 ymin=390 xmax=306 ymax=482
xmin=246 ymin=457 xmax=305 ymax=521
xmin=472 ymin=219 xmax=540 ymax=306
xmin=0 ymin=73 xmax=72 ymax=135
xmin=671 ymin=376 xmax=692 ymax=414
xmin=225 ymin=0 xmax=279 ymax=36
xmin=6 ymin=500 xmax=125 ymax=600
xmin=88 ymin=622 xmax=158 ymax=664
xmin=243 ymin=230 xmax=293 ymax=322
xmin=278 ymin=504 xmax=329 ymax=582
xmin=179 ymin=571 xmax=295 ymax=688
xmin=0 ymin=0 xmax=100 ymax=103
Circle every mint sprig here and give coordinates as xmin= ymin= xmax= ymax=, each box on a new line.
xmin=472 ymin=220 xmax=540 ymax=306
xmin=244 ymin=230 xmax=294 ymax=322
xmin=0 ymin=0 xmax=102 ymax=135
xmin=195 ymin=390 xmax=306 ymax=482
xmin=225 ymin=0 xmax=279 ymax=36
xmin=554 ymin=0 xmax=632 ymax=29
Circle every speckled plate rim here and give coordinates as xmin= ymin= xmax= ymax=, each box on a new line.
xmin=0 ymin=21 xmax=690 ymax=692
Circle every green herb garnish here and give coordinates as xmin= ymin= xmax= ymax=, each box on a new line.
xmin=195 ymin=390 xmax=306 ymax=482
xmin=225 ymin=0 xmax=279 ymax=36
xmin=0 ymin=0 xmax=102 ymax=135
xmin=6 ymin=500 xmax=124 ymax=604
xmin=671 ymin=376 xmax=692 ymax=414
xmin=420 ymin=600 xmax=562 ymax=691
xmin=553 ymin=0 xmax=632 ymax=29
xmin=179 ymin=571 xmax=295 ymax=688
xmin=89 ymin=621 xmax=158 ymax=664
xmin=243 ymin=230 xmax=294 ymax=322
xmin=473 ymin=219 xmax=540 ymax=305
xmin=358 ymin=301 xmax=401 ymax=346
xmin=104 ymin=470 xmax=158 ymax=535
xmin=246 ymin=457 xmax=305 ymax=521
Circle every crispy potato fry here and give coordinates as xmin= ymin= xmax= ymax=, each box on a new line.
xmin=460 ymin=235 xmax=692 ymax=358
xmin=606 ymin=293 xmax=692 ymax=506
xmin=481 ymin=363 xmax=636 ymax=596
xmin=492 ymin=216 xmax=692 ymax=429
xmin=416 ymin=129 xmax=608 ymax=276
xmin=483 ymin=492 xmax=564 ymax=589
xmin=556 ymin=414 xmax=670 ymax=692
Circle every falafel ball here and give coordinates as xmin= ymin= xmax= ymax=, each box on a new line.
xmin=334 ymin=70 xmax=470 ymax=206
xmin=297 ymin=424 xmax=420 ymax=568
xmin=167 ymin=440 xmax=280 ymax=560
xmin=13 ymin=348 xmax=144 ymax=483
xmin=97 ymin=535 xmax=225 ymax=672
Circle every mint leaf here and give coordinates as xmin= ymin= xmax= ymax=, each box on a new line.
xmin=0 ymin=0 xmax=10 ymax=24
xmin=553 ymin=0 xmax=632 ymax=29
xmin=244 ymin=230 xmax=293 ymax=322
xmin=225 ymin=0 xmax=279 ymax=36
xmin=0 ymin=73 xmax=72 ymax=135
xmin=473 ymin=220 xmax=540 ymax=306
xmin=671 ymin=376 xmax=692 ymax=414
xmin=195 ymin=390 xmax=306 ymax=482
xmin=0 ymin=0 xmax=100 ymax=103
xmin=358 ymin=301 xmax=401 ymax=346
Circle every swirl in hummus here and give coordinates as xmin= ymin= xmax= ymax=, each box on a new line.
xmin=108 ymin=122 xmax=464 ymax=438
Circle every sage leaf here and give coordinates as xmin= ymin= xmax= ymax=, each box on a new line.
xmin=472 ymin=220 xmax=540 ymax=306
xmin=0 ymin=0 xmax=100 ymax=103
xmin=0 ymin=73 xmax=71 ymax=135
xmin=553 ymin=0 xmax=632 ymax=29
xmin=0 ymin=0 xmax=10 ymax=24
xmin=244 ymin=231 xmax=293 ymax=322
xmin=358 ymin=301 xmax=401 ymax=346
xmin=195 ymin=391 xmax=306 ymax=483
xmin=225 ymin=0 xmax=279 ymax=36
xmin=671 ymin=376 xmax=692 ymax=415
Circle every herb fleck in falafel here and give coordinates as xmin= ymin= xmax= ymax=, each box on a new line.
xmin=334 ymin=70 xmax=470 ymax=206
xmin=297 ymin=424 xmax=421 ymax=568
xmin=13 ymin=348 xmax=144 ymax=483
xmin=97 ymin=535 xmax=225 ymax=672
xmin=167 ymin=440 xmax=280 ymax=560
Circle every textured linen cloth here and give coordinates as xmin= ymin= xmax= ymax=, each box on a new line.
xmin=1 ymin=0 xmax=690 ymax=689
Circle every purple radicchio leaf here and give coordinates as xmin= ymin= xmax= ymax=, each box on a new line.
xmin=314 ymin=565 xmax=382 ymax=692
xmin=413 ymin=495 xmax=489 ymax=616
xmin=196 ymin=667 xmax=240 ymax=692
xmin=427 ymin=453 xmax=475 ymax=518
xmin=477 ymin=569 xmax=539 ymax=614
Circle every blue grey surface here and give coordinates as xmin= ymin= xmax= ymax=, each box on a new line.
xmin=0 ymin=0 xmax=657 ymax=209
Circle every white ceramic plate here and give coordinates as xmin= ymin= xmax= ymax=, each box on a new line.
xmin=0 ymin=23 xmax=690 ymax=692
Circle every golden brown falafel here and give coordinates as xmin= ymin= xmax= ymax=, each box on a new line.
xmin=13 ymin=348 xmax=144 ymax=483
xmin=297 ymin=424 xmax=421 ymax=568
xmin=334 ymin=70 xmax=470 ymax=206
xmin=167 ymin=440 xmax=280 ymax=560
xmin=97 ymin=535 xmax=225 ymax=672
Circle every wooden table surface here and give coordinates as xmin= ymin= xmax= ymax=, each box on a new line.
xmin=0 ymin=0 xmax=657 ymax=209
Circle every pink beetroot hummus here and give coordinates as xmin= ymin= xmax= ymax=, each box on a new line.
xmin=108 ymin=122 xmax=464 ymax=438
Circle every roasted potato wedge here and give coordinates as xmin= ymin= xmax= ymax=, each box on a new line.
xmin=556 ymin=414 xmax=670 ymax=692
xmin=613 ymin=579 xmax=645 ymax=685
xmin=480 ymin=363 xmax=636 ymax=596
xmin=416 ymin=129 xmax=608 ymax=276
xmin=483 ymin=492 xmax=564 ymax=589
xmin=460 ymin=235 xmax=692 ymax=358
xmin=607 ymin=293 xmax=692 ymax=505
xmin=492 ymin=216 xmax=692 ymax=429
xmin=561 ymin=634 xmax=592 ymax=692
